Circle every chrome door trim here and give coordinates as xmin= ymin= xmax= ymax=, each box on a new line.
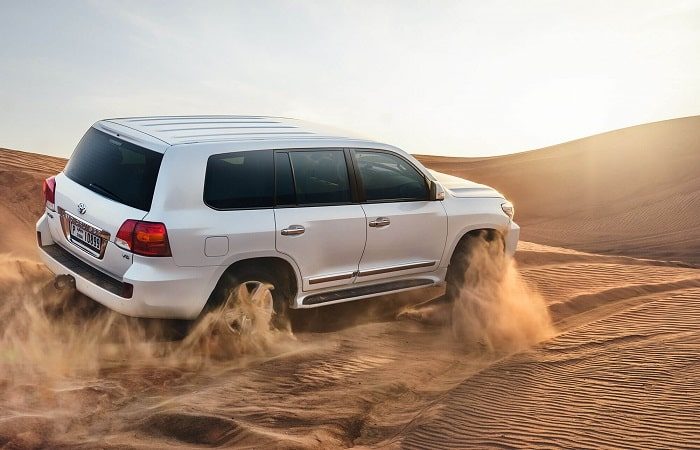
xmin=308 ymin=271 xmax=357 ymax=285
xmin=357 ymin=260 xmax=436 ymax=277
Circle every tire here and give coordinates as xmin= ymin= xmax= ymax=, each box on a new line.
xmin=444 ymin=229 xmax=506 ymax=303
xmin=203 ymin=266 xmax=291 ymax=335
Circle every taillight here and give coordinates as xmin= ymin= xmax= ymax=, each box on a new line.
xmin=43 ymin=176 xmax=56 ymax=211
xmin=115 ymin=219 xmax=137 ymax=250
xmin=115 ymin=220 xmax=172 ymax=257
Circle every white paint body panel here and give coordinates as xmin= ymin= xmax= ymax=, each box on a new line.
xmin=275 ymin=205 xmax=366 ymax=291
xmin=37 ymin=116 xmax=520 ymax=320
xmin=358 ymin=201 xmax=447 ymax=282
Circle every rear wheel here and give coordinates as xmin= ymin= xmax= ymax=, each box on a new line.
xmin=220 ymin=280 xmax=275 ymax=334
xmin=204 ymin=266 xmax=291 ymax=336
xmin=221 ymin=268 xmax=291 ymax=334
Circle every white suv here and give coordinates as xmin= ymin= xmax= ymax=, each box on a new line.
xmin=37 ymin=116 xmax=518 ymax=330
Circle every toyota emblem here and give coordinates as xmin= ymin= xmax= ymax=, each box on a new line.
xmin=77 ymin=203 xmax=87 ymax=215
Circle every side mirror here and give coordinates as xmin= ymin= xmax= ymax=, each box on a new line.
xmin=429 ymin=180 xmax=446 ymax=201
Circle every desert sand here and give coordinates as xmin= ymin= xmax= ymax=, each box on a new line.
xmin=0 ymin=117 xmax=699 ymax=449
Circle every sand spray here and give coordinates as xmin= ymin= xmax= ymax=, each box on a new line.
xmin=450 ymin=234 xmax=554 ymax=352
xmin=0 ymin=255 xmax=295 ymax=385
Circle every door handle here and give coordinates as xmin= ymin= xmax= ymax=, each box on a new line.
xmin=368 ymin=217 xmax=391 ymax=228
xmin=281 ymin=225 xmax=305 ymax=236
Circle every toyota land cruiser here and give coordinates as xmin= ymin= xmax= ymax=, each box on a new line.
xmin=36 ymin=116 xmax=518 ymax=332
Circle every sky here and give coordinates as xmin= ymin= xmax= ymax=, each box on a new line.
xmin=1 ymin=0 xmax=699 ymax=158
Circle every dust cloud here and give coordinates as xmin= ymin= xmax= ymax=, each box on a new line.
xmin=0 ymin=255 xmax=295 ymax=387
xmin=0 ymin=254 xmax=309 ymax=448
xmin=400 ymin=234 xmax=554 ymax=353
xmin=0 ymin=243 xmax=553 ymax=447
xmin=450 ymin=235 xmax=554 ymax=353
xmin=0 ymin=233 xmax=552 ymax=386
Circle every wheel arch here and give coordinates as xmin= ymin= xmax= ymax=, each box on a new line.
xmin=201 ymin=255 xmax=300 ymax=315
xmin=442 ymin=225 xmax=507 ymax=268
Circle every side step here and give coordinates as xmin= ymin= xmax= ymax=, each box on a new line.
xmin=302 ymin=279 xmax=434 ymax=306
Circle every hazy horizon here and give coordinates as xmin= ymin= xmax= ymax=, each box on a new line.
xmin=2 ymin=0 xmax=699 ymax=158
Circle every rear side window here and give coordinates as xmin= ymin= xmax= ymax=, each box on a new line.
xmin=204 ymin=150 xmax=274 ymax=209
xmin=64 ymin=127 xmax=163 ymax=211
xmin=288 ymin=150 xmax=351 ymax=205
xmin=355 ymin=150 xmax=428 ymax=202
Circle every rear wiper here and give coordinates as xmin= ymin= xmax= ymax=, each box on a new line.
xmin=89 ymin=183 xmax=125 ymax=203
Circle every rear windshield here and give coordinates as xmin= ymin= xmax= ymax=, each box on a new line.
xmin=64 ymin=128 xmax=163 ymax=211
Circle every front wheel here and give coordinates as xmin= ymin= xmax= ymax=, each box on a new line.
xmin=444 ymin=229 xmax=506 ymax=304
xmin=445 ymin=230 xmax=508 ymax=347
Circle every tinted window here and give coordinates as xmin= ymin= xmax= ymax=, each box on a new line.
xmin=289 ymin=150 xmax=351 ymax=205
xmin=204 ymin=150 xmax=274 ymax=209
xmin=355 ymin=151 xmax=428 ymax=202
xmin=64 ymin=128 xmax=163 ymax=211
xmin=275 ymin=152 xmax=296 ymax=206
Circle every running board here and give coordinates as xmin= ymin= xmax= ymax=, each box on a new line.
xmin=302 ymin=279 xmax=435 ymax=306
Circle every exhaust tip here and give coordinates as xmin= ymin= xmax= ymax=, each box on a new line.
xmin=53 ymin=274 xmax=76 ymax=291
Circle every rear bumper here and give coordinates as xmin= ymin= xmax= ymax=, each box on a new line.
xmin=41 ymin=243 xmax=131 ymax=298
xmin=37 ymin=215 xmax=221 ymax=320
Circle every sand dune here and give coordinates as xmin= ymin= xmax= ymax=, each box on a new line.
xmin=0 ymin=148 xmax=65 ymax=257
xmin=417 ymin=116 xmax=700 ymax=265
xmin=1 ymin=120 xmax=699 ymax=448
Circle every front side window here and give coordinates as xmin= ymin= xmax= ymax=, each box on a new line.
xmin=204 ymin=150 xmax=274 ymax=209
xmin=355 ymin=150 xmax=428 ymax=202
xmin=288 ymin=150 xmax=351 ymax=205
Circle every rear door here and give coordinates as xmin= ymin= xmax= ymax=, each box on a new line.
xmin=273 ymin=149 xmax=366 ymax=291
xmin=52 ymin=127 xmax=164 ymax=278
xmin=352 ymin=149 xmax=447 ymax=283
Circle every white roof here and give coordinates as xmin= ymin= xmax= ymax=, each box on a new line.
xmin=101 ymin=115 xmax=372 ymax=146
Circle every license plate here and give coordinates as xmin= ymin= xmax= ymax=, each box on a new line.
xmin=69 ymin=218 xmax=102 ymax=254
